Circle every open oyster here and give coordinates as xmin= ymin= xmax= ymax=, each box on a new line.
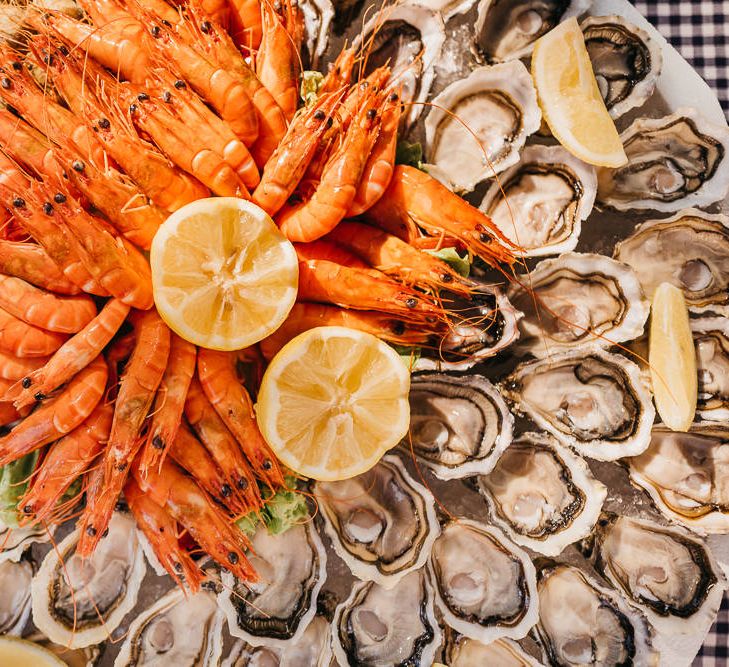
xmin=424 ymin=61 xmax=541 ymax=191
xmin=331 ymin=569 xmax=441 ymax=666
xmin=0 ymin=519 xmax=50 ymax=563
xmin=218 ymin=522 xmax=327 ymax=646
xmin=613 ymin=209 xmax=729 ymax=313
xmin=114 ymin=588 xmax=224 ymax=666
xmin=444 ymin=629 xmax=545 ymax=666
xmin=692 ymin=317 xmax=729 ymax=421
xmin=429 ymin=520 xmax=539 ymax=643
xmin=313 ymin=454 xmax=439 ymax=587
xmin=597 ymin=109 xmax=729 ymax=212
xmin=222 ymin=615 xmax=333 ymax=666
xmin=477 ymin=432 xmax=607 ymax=556
xmin=0 ymin=556 xmax=32 ymax=635
xmin=534 ymin=561 xmax=657 ymax=666
xmin=479 ymin=145 xmax=597 ymax=257
xmin=474 ymin=0 xmax=592 ymax=63
xmin=353 ymin=4 xmax=445 ymax=128
xmin=507 ymin=253 xmax=649 ymax=357
xmin=501 ymin=350 xmax=655 ymax=461
xmin=32 ymin=511 xmax=146 ymax=648
xmin=581 ymin=15 xmax=662 ymax=119
xmin=406 ymin=372 xmax=513 ymax=479
xmin=580 ymin=512 xmax=726 ymax=642
xmin=628 ymin=425 xmax=729 ymax=534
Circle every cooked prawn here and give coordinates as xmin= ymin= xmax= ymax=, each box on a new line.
xmin=0 ymin=351 xmax=50 ymax=382
xmin=0 ymin=305 xmax=68 ymax=358
xmin=0 ymin=240 xmax=82 ymax=296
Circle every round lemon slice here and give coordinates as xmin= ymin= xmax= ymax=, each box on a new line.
xmin=256 ymin=326 xmax=411 ymax=481
xmin=531 ymin=18 xmax=628 ymax=167
xmin=150 ymin=197 xmax=298 ymax=350
xmin=0 ymin=637 xmax=66 ymax=667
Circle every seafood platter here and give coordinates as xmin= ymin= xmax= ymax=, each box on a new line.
xmin=0 ymin=0 xmax=727 ymax=664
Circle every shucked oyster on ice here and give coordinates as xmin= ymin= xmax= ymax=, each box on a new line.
xmin=428 ymin=519 xmax=539 ymax=644
xmin=352 ymin=4 xmax=445 ymax=129
xmin=479 ymin=145 xmax=597 ymax=257
xmin=597 ymin=108 xmax=729 ymax=212
xmin=692 ymin=317 xmax=729 ymax=421
xmin=32 ymin=511 xmax=146 ymax=649
xmin=534 ymin=561 xmax=658 ymax=666
xmin=580 ymin=512 xmax=726 ymax=643
xmin=477 ymin=432 xmax=607 ymax=556
xmin=628 ymin=425 xmax=729 ymax=534
xmin=444 ymin=630 xmax=545 ymax=667
xmin=424 ymin=61 xmax=541 ymax=191
xmin=0 ymin=556 xmax=32 ymax=635
xmin=114 ymin=587 xmax=224 ymax=666
xmin=474 ymin=0 xmax=592 ymax=63
xmin=581 ymin=15 xmax=662 ymax=119
xmin=613 ymin=209 xmax=729 ymax=314
xmin=313 ymin=454 xmax=439 ymax=588
xmin=218 ymin=521 xmax=327 ymax=646
xmin=406 ymin=372 xmax=513 ymax=480
xmin=501 ymin=350 xmax=655 ymax=461
xmin=507 ymin=252 xmax=649 ymax=357
xmin=331 ymin=568 xmax=441 ymax=667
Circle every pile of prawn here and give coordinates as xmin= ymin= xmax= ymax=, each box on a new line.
xmin=0 ymin=0 xmax=514 ymax=589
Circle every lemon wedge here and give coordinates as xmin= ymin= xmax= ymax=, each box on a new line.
xmin=531 ymin=18 xmax=628 ymax=167
xmin=150 ymin=197 xmax=298 ymax=350
xmin=256 ymin=326 xmax=411 ymax=481
xmin=649 ymin=282 xmax=698 ymax=431
xmin=0 ymin=637 xmax=66 ymax=667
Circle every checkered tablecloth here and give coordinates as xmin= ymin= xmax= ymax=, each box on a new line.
xmin=627 ymin=3 xmax=729 ymax=665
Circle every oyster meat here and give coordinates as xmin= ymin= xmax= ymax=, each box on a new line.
xmin=406 ymin=372 xmax=514 ymax=479
xmin=477 ymin=432 xmax=607 ymax=556
xmin=534 ymin=561 xmax=657 ymax=666
xmin=444 ymin=630 xmax=545 ymax=666
xmin=218 ymin=522 xmax=327 ymax=646
xmin=114 ymin=588 xmax=224 ymax=666
xmin=581 ymin=14 xmax=662 ymax=119
xmin=0 ymin=556 xmax=32 ymax=635
xmin=597 ymin=108 xmax=729 ymax=211
xmin=352 ymin=5 xmax=445 ymax=128
xmin=425 ymin=61 xmax=541 ymax=191
xmin=428 ymin=520 xmax=539 ymax=644
xmin=331 ymin=569 xmax=441 ymax=667
xmin=628 ymin=425 xmax=729 ymax=534
xmin=313 ymin=454 xmax=439 ymax=587
xmin=581 ymin=512 xmax=726 ymax=642
xmin=31 ymin=511 xmax=146 ymax=648
xmin=692 ymin=317 xmax=729 ymax=421
xmin=501 ymin=350 xmax=655 ymax=461
xmin=474 ymin=0 xmax=592 ymax=63
xmin=479 ymin=145 xmax=597 ymax=257
xmin=613 ymin=209 xmax=729 ymax=313
xmin=507 ymin=252 xmax=649 ymax=357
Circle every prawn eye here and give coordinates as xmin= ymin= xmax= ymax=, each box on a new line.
xmin=174 ymin=79 xmax=186 ymax=89
xmin=405 ymin=298 xmax=417 ymax=309
xmin=236 ymin=477 xmax=249 ymax=490
xmin=392 ymin=320 xmax=406 ymax=336
xmin=150 ymin=25 xmax=161 ymax=37
xmin=152 ymin=435 xmax=164 ymax=449
xmin=42 ymin=202 xmax=53 ymax=215
xmin=162 ymin=91 xmax=172 ymax=103
xmin=12 ymin=197 xmax=25 ymax=208
xmin=366 ymin=108 xmax=377 ymax=120
xmin=200 ymin=20 xmax=212 ymax=33
xmin=34 ymin=391 xmax=46 ymax=401
xmin=137 ymin=92 xmax=150 ymax=102
xmin=10 ymin=61 xmax=21 ymax=71
xmin=262 ymin=459 xmax=273 ymax=471
xmin=72 ymin=160 xmax=85 ymax=172
xmin=174 ymin=562 xmax=183 ymax=573
xmin=98 ymin=117 xmax=110 ymax=130
xmin=54 ymin=193 xmax=67 ymax=204
xmin=59 ymin=45 xmax=69 ymax=56
xmin=21 ymin=377 xmax=31 ymax=388
xmin=221 ymin=484 xmax=232 ymax=497
xmin=86 ymin=526 xmax=97 ymax=537
xmin=0 ymin=78 xmax=11 ymax=89
xmin=313 ymin=110 xmax=325 ymax=120
xmin=227 ymin=552 xmax=239 ymax=565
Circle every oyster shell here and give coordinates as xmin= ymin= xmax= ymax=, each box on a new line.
xmin=352 ymin=5 xmax=445 ymax=128
xmin=581 ymin=15 xmax=662 ymax=119
xmin=444 ymin=630 xmax=545 ymax=666
xmin=407 ymin=0 xmax=477 ymax=21
xmin=597 ymin=108 xmax=729 ymax=212
xmin=0 ymin=518 xmax=50 ymax=563
xmin=501 ymin=350 xmax=655 ymax=461
xmin=32 ymin=511 xmax=146 ymax=648
xmin=218 ymin=522 xmax=327 ymax=646
xmin=299 ymin=0 xmax=334 ymax=69
xmin=331 ymin=568 xmax=441 ymax=666
xmin=479 ymin=145 xmax=597 ymax=257
xmin=580 ymin=512 xmax=726 ymax=641
xmin=613 ymin=209 xmax=729 ymax=313
xmin=428 ymin=519 xmax=539 ymax=643
xmin=628 ymin=425 xmax=729 ymax=534
xmin=474 ymin=0 xmax=592 ymax=63
xmin=114 ymin=587 xmax=224 ymax=666
xmin=507 ymin=252 xmax=649 ymax=357
xmin=534 ymin=561 xmax=657 ymax=666
xmin=0 ymin=556 xmax=32 ymax=635
xmin=406 ymin=372 xmax=514 ymax=479
xmin=424 ymin=61 xmax=541 ymax=191
xmin=477 ymin=432 xmax=607 ymax=556
xmin=24 ymin=632 xmax=99 ymax=667
xmin=692 ymin=317 xmax=729 ymax=421
xmin=313 ymin=454 xmax=439 ymax=588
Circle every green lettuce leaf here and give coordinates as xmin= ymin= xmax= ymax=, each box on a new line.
xmin=301 ymin=70 xmax=324 ymax=107
xmin=424 ymin=247 xmax=471 ymax=277
xmin=237 ymin=477 xmax=309 ymax=536
xmin=390 ymin=344 xmax=422 ymax=371
xmin=0 ymin=452 xmax=39 ymax=527
xmin=395 ymin=140 xmax=424 ymax=170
